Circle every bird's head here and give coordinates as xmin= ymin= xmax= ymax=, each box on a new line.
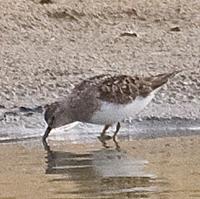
xmin=44 ymin=101 xmax=73 ymax=129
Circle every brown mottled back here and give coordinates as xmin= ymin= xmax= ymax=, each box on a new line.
xmin=98 ymin=75 xmax=150 ymax=104
xmin=97 ymin=71 xmax=180 ymax=104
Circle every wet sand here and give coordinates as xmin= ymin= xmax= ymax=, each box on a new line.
xmin=1 ymin=135 xmax=200 ymax=199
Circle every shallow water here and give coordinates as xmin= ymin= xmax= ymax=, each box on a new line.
xmin=1 ymin=135 xmax=200 ymax=199
xmin=1 ymin=112 xmax=200 ymax=198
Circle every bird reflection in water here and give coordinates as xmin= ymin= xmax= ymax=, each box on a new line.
xmin=43 ymin=141 xmax=157 ymax=198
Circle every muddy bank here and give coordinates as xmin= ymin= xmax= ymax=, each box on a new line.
xmin=0 ymin=0 xmax=200 ymax=118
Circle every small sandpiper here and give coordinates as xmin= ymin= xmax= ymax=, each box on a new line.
xmin=43 ymin=71 xmax=180 ymax=144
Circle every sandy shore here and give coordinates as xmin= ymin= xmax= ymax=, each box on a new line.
xmin=0 ymin=0 xmax=200 ymax=118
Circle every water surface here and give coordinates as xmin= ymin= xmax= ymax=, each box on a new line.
xmin=1 ymin=134 xmax=200 ymax=199
xmin=0 ymin=112 xmax=200 ymax=198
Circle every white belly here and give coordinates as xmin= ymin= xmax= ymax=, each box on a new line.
xmin=90 ymin=91 xmax=157 ymax=125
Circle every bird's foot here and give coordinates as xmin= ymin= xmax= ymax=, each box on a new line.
xmin=98 ymin=135 xmax=112 ymax=148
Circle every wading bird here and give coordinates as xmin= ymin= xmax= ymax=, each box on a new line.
xmin=43 ymin=71 xmax=180 ymax=145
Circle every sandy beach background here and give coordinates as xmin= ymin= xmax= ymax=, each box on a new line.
xmin=0 ymin=0 xmax=200 ymax=119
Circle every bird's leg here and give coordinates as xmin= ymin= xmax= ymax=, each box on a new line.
xmin=100 ymin=124 xmax=112 ymax=140
xmin=98 ymin=124 xmax=112 ymax=148
xmin=42 ymin=126 xmax=52 ymax=143
xmin=112 ymin=122 xmax=121 ymax=150
xmin=43 ymin=116 xmax=54 ymax=143
xmin=113 ymin=122 xmax=121 ymax=141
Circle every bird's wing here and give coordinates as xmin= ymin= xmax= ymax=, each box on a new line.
xmin=98 ymin=71 xmax=180 ymax=104
xmin=71 ymin=71 xmax=180 ymax=105
xmin=97 ymin=75 xmax=149 ymax=104
xmin=143 ymin=70 xmax=181 ymax=90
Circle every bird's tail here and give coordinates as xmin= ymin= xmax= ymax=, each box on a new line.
xmin=145 ymin=70 xmax=181 ymax=90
